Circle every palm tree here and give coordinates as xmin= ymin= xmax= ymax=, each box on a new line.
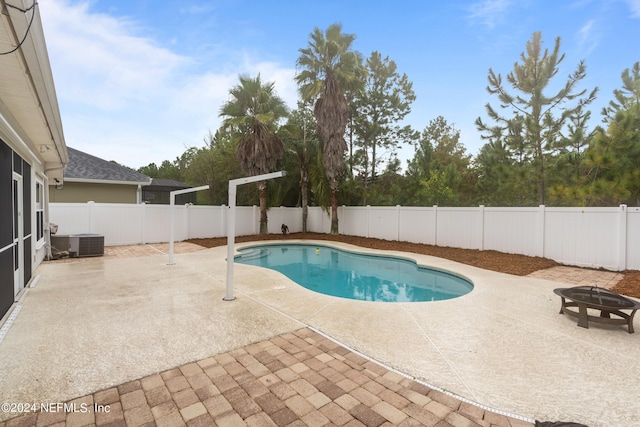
xmin=280 ymin=102 xmax=320 ymax=232
xmin=295 ymin=23 xmax=364 ymax=234
xmin=219 ymin=74 xmax=288 ymax=234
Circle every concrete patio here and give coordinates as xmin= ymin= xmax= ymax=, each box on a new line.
xmin=1 ymin=241 xmax=638 ymax=426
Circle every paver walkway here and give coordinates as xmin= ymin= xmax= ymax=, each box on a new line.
xmin=2 ymin=328 xmax=532 ymax=427
xmin=527 ymin=265 xmax=623 ymax=289
xmin=10 ymin=243 xmax=618 ymax=427
xmin=48 ymin=242 xmax=203 ymax=263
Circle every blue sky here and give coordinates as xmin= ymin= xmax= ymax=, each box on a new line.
xmin=38 ymin=0 xmax=640 ymax=170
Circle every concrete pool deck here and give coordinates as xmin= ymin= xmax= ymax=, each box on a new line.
xmin=1 ymin=240 xmax=638 ymax=426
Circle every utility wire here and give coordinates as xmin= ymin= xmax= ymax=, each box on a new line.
xmin=1 ymin=0 xmax=38 ymax=56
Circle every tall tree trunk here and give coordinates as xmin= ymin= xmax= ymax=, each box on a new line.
xmin=349 ymin=116 xmax=354 ymax=177
xmin=301 ymin=170 xmax=308 ymax=233
xmin=539 ymin=162 xmax=545 ymax=205
xmin=258 ymin=182 xmax=268 ymax=234
xmin=371 ymin=140 xmax=377 ymax=180
xmin=536 ymin=134 xmax=545 ymax=205
xmin=330 ymin=187 xmax=339 ymax=234
xmin=362 ymin=138 xmax=369 ymax=205
xmin=362 ymin=177 xmax=368 ymax=206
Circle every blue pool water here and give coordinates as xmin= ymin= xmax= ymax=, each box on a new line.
xmin=235 ymin=244 xmax=473 ymax=302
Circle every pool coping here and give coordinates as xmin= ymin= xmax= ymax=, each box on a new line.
xmin=234 ymin=241 xmax=475 ymax=303
xmin=232 ymin=240 xmax=537 ymax=422
xmin=232 ymin=239 xmax=640 ymax=426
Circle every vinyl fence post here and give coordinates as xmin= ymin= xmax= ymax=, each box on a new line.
xmin=537 ymin=205 xmax=546 ymax=258
xmin=366 ymin=205 xmax=371 ymax=238
xmin=618 ymin=204 xmax=628 ymax=271
xmin=220 ymin=205 xmax=226 ymax=238
xmin=396 ymin=205 xmax=401 ymax=242
xmin=185 ymin=204 xmax=191 ymax=240
xmin=88 ymin=201 xmax=95 ymax=234
xmin=140 ymin=202 xmax=146 ymax=245
xmin=479 ymin=205 xmax=485 ymax=251
xmin=433 ymin=205 xmax=438 ymax=246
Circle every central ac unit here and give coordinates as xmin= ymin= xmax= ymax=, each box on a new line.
xmin=69 ymin=234 xmax=104 ymax=258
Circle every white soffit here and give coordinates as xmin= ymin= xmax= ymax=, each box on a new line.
xmin=0 ymin=0 xmax=67 ymax=180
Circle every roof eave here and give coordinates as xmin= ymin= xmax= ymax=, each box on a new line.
xmin=2 ymin=1 xmax=68 ymax=179
xmin=64 ymin=177 xmax=152 ymax=186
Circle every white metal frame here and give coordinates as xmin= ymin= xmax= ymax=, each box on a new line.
xmin=225 ymin=171 xmax=286 ymax=301
xmin=12 ymin=172 xmax=24 ymax=298
xmin=168 ymin=185 xmax=210 ymax=265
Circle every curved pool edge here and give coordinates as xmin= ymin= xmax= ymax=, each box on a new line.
xmin=220 ymin=240 xmax=636 ymax=425
xmin=234 ymin=239 xmax=476 ymax=302
xmin=234 ymin=239 xmax=477 ymax=282
xmin=223 ymin=243 xmax=538 ymax=421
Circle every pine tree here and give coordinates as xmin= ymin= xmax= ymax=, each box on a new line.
xmin=476 ymin=32 xmax=597 ymax=205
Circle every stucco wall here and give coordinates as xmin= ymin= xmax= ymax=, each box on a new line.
xmin=50 ymin=182 xmax=138 ymax=203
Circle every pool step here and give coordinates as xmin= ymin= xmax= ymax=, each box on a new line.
xmin=238 ymin=248 xmax=270 ymax=261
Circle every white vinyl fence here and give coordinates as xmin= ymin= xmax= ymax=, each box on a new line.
xmin=49 ymin=202 xmax=640 ymax=271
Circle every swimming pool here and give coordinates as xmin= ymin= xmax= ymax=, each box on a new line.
xmin=236 ymin=243 xmax=473 ymax=302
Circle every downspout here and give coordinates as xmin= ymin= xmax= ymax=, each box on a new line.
xmin=42 ymin=174 xmax=52 ymax=259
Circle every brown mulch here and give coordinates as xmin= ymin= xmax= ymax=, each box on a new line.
xmin=611 ymin=270 xmax=640 ymax=298
xmin=188 ymin=232 xmax=555 ymax=275
xmin=186 ymin=232 xmax=640 ymax=299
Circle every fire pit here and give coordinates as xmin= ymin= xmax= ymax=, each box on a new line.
xmin=554 ymin=286 xmax=640 ymax=333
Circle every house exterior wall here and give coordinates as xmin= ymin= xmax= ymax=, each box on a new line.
xmin=50 ymin=182 xmax=139 ymax=204
xmin=0 ymin=136 xmax=48 ymax=320
xmin=0 ymin=0 xmax=68 ymax=321
xmin=142 ymin=189 xmax=197 ymax=205
xmin=0 ymin=138 xmax=14 ymax=319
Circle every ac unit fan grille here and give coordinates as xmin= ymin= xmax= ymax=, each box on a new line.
xmin=69 ymin=234 xmax=104 ymax=258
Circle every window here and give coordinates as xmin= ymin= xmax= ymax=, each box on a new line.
xmin=36 ymin=181 xmax=44 ymax=242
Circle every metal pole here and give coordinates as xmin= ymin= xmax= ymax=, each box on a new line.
xmin=168 ymin=185 xmax=209 ymax=265
xmin=225 ymin=171 xmax=286 ymax=301
xmin=224 ymin=183 xmax=237 ymax=301
xmin=169 ymin=192 xmax=175 ymax=265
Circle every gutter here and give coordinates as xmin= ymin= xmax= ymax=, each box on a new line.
xmin=2 ymin=0 xmax=68 ymax=166
xmin=0 ymin=112 xmax=42 ymax=166
xmin=64 ymin=177 xmax=152 ymax=186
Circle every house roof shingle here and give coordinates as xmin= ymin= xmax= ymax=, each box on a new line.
xmin=65 ymin=147 xmax=151 ymax=184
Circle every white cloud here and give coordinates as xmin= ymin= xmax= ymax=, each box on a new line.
xmin=39 ymin=1 xmax=189 ymax=110
xmin=576 ymin=19 xmax=599 ymax=56
xmin=243 ymin=60 xmax=299 ymax=111
xmin=38 ymin=0 xmax=297 ymax=168
xmin=623 ymin=0 xmax=640 ymax=17
xmin=468 ymin=0 xmax=513 ymax=28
